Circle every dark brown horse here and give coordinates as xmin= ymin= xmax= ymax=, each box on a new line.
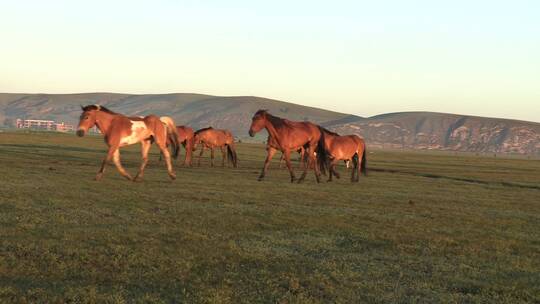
xmin=320 ymin=128 xmax=367 ymax=182
xmin=249 ymin=110 xmax=326 ymax=183
xmin=193 ymin=127 xmax=238 ymax=167
xmin=76 ymin=105 xmax=178 ymax=181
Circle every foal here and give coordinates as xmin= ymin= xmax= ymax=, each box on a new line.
xmin=76 ymin=105 xmax=177 ymax=181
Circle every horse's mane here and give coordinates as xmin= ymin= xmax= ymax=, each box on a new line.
xmin=195 ymin=127 xmax=213 ymax=135
xmin=256 ymin=109 xmax=288 ymax=129
xmin=321 ymin=127 xmax=340 ymax=136
xmin=82 ymin=104 xmax=116 ymax=114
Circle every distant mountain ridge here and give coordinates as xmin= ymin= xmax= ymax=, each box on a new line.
xmin=325 ymin=112 xmax=540 ymax=155
xmin=1 ymin=93 xmax=539 ymax=155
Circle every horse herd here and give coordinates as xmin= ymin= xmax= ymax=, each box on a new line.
xmin=76 ymin=105 xmax=367 ymax=183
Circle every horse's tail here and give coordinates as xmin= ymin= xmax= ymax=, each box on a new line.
xmin=316 ymin=126 xmax=328 ymax=175
xmin=226 ymin=143 xmax=238 ymax=168
xmin=361 ymin=146 xmax=367 ymax=176
xmin=160 ymin=116 xmax=179 ymax=159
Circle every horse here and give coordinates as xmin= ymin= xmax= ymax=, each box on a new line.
xmin=176 ymin=126 xmax=195 ymax=166
xmin=249 ymin=110 xmax=326 ymax=183
xmin=193 ymin=127 xmax=238 ymax=168
xmin=159 ymin=116 xmax=181 ymax=158
xmin=267 ymin=135 xmax=306 ymax=169
xmin=76 ymin=105 xmax=178 ymax=181
xmin=320 ymin=127 xmax=367 ymax=182
xmin=160 ymin=125 xmax=195 ymax=166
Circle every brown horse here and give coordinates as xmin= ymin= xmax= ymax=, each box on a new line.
xmin=76 ymin=105 xmax=178 ymax=181
xmin=320 ymin=128 xmax=367 ymax=182
xmin=267 ymin=135 xmax=306 ymax=169
xmin=249 ymin=110 xmax=326 ymax=183
xmin=193 ymin=127 xmax=238 ymax=167
xmin=176 ymin=126 xmax=195 ymax=166
xmin=162 ymin=125 xmax=195 ymax=166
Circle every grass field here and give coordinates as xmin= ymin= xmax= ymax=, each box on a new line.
xmin=0 ymin=131 xmax=539 ymax=303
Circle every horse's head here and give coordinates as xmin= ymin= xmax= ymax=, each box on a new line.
xmin=249 ymin=109 xmax=268 ymax=137
xmin=76 ymin=105 xmax=100 ymax=137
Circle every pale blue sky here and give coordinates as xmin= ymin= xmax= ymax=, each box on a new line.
xmin=0 ymin=0 xmax=538 ymax=122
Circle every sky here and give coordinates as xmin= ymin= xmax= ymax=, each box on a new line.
xmin=0 ymin=0 xmax=539 ymax=122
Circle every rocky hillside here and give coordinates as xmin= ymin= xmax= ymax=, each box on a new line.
xmin=1 ymin=93 xmax=539 ymax=155
xmin=325 ymin=112 xmax=540 ymax=155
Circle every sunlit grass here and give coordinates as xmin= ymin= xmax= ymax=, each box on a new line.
xmin=0 ymin=131 xmax=539 ymax=303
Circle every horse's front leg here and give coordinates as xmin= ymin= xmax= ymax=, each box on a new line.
xmin=279 ymin=153 xmax=285 ymax=169
xmin=112 ymin=148 xmax=133 ymax=181
xmin=221 ymin=146 xmax=227 ymax=167
xmin=198 ymin=145 xmax=205 ymax=167
xmin=328 ymin=158 xmax=340 ymax=182
xmin=297 ymin=146 xmax=313 ymax=183
xmin=184 ymin=140 xmax=193 ymax=167
xmin=134 ymin=140 xmax=152 ymax=182
xmin=210 ymin=147 xmax=215 ymax=167
xmin=95 ymin=146 xmax=116 ymax=181
xmin=259 ymin=147 xmax=277 ymax=181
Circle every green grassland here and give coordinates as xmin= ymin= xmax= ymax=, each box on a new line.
xmin=0 ymin=131 xmax=539 ymax=303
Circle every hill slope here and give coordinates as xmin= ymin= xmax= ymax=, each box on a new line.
xmin=0 ymin=93 xmax=348 ymax=137
xmin=1 ymin=93 xmax=539 ymax=154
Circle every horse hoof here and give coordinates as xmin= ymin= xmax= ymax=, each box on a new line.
xmin=169 ymin=174 xmax=177 ymax=180
xmin=258 ymin=177 xmax=264 ymax=181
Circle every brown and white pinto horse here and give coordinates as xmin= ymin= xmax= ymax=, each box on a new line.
xmin=76 ymin=105 xmax=178 ymax=181
xmin=193 ymin=127 xmax=238 ymax=168
xmin=320 ymin=128 xmax=367 ymax=182
xmin=249 ymin=110 xmax=326 ymax=183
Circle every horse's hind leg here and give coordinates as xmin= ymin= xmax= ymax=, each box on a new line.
xmin=157 ymin=140 xmax=176 ymax=180
xmin=351 ymin=154 xmax=358 ymax=182
xmin=210 ymin=148 xmax=215 ymax=167
xmin=355 ymin=153 xmax=362 ymax=182
xmin=134 ymin=140 xmax=151 ymax=182
xmin=283 ymin=150 xmax=296 ymax=183
xmin=112 ymin=149 xmax=133 ymax=181
xmin=259 ymin=147 xmax=276 ymax=181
